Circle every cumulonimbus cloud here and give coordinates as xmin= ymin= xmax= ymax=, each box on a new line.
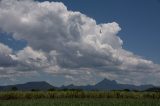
xmin=0 ymin=0 xmax=160 ymax=85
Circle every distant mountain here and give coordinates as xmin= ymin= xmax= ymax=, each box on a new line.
xmin=94 ymin=78 xmax=118 ymax=90
xmin=93 ymin=78 xmax=154 ymax=91
xmin=0 ymin=81 xmax=55 ymax=91
xmin=0 ymin=79 xmax=155 ymax=91
xmin=60 ymin=84 xmax=93 ymax=90
xmin=59 ymin=78 xmax=155 ymax=91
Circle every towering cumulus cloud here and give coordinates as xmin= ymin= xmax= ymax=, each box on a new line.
xmin=0 ymin=0 xmax=159 ymax=85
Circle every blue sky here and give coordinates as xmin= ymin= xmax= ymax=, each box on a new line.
xmin=0 ymin=0 xmax=160 ymax=86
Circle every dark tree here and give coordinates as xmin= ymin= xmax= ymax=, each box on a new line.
xmin=31 ymin=89 xmax=40 ymax=91
xmin=11 ymin=87 xmax=18 ymax=91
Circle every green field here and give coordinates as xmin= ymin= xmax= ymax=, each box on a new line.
xmin=1 ymin=91 xmax=160 ymax=99
xmin=0 ymin=91 xmax=160 ymax=106
xmin=0 ymin=98 xmax=160 ymax=106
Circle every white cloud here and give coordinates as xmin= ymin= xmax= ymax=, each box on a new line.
xmin=0 ymin=43 xmax=41 ymax=85
xmin=0 ymin=0 xmax=160 ymax=85
xmin=0 ymin=43 xmax=12 ymax=54
xmin=0 ymin=43 xmax=16 ymax=67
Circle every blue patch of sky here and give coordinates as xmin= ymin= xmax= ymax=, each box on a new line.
xmin=0 ymin=32 xmax=27 ymax=51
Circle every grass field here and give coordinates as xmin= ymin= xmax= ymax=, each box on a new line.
xmin=0 ymin=91 xmax=160 ymax=106
xmin=0 ymin=98 xmax=160 ymax=106
xmin=0 ymin=91 xmax=160 ymax=99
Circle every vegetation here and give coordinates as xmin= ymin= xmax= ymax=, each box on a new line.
xmin=145 ymin=87 xmax=160 ymax=92
xmin=0 ymin=91 xmax=160 ymax=100
xmin=0 ymin=91 xmax=160 ymax=106
xmin=0 ymin=98 xmax=160 ymax=106
xmin=11 ymin=87 xmax=18 ymax=91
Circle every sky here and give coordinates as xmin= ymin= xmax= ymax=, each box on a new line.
xmin=0 ymin=0 xmax=160 ymax=86
xmin=38 ymin=0 xmax=160 ymax=64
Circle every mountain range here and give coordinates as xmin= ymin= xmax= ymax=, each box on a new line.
xmin=0 ymin=78 xmax=155 ymax=91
